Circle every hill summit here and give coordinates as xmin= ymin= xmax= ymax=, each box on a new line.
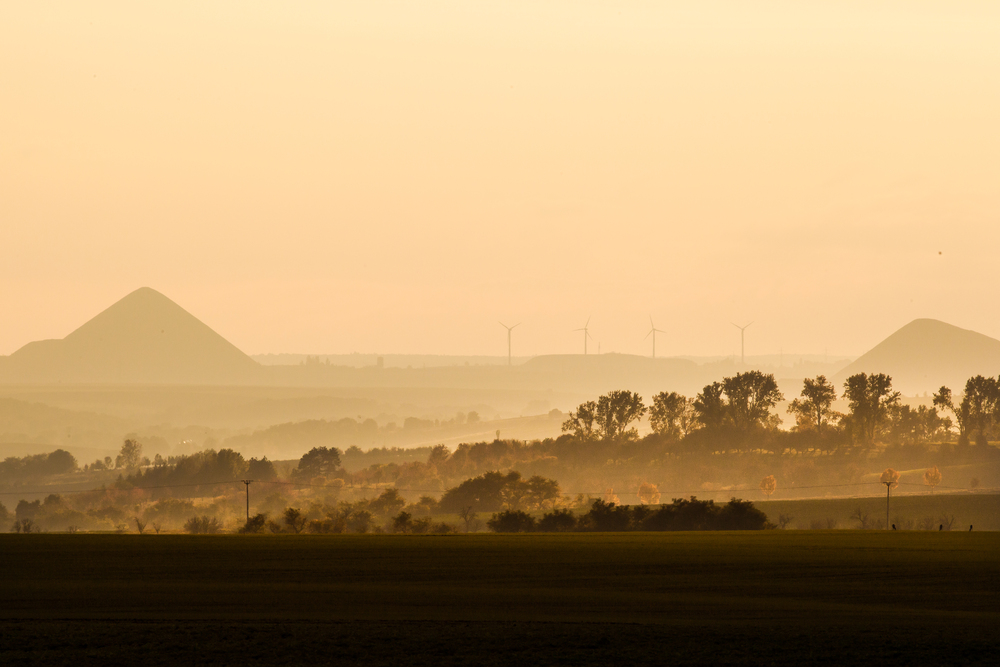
xmin=834 ymin=318 xmax=1000 ymax=395
xmin=0 ymin=287 xmax=261 ymax=385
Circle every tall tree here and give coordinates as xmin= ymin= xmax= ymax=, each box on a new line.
xmin=842 ymin=373 xmax=900 ymax=449
xmin=115 ymin=439 xmax=143 ymax=470
xmin=787 ymin=375 xmax=839 ymax=432
xmin=932 ymin=386 xmax=966 ymax=444
xmin=648 ymin=392 xmax=694 ymax=439
xmin=693 ymin=381 xmax=728 ymax=430
xmin=722 ymin=371 xmax=784 ymax=434
xmin=295 ymin=446 xmax=342 ymax=479
xmin=959 ymin=375 xmax=1000 ymax=446
xmin=594 ymin=390 xmax=646 ymax=441
xmin=561 ymin=400 xmax=598 ymax=440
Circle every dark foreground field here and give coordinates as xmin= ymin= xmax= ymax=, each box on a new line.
xmin=2 ymin=532 xmax=998 ymax=666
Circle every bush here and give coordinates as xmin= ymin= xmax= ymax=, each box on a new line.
xmin=579 ymin=499 xmax=632 ymax=532
xmin=538 ymin=509 xmax=577 ymax=532
xmin=184 ymin=515 xmax=222 ymax=534
xmin=487 ymin=510 xmax=536 ymax=533
xmin=717 ymin=499 xmax=772 ymax=530
xmin=239 ymin=513 xmax=268 ymax=534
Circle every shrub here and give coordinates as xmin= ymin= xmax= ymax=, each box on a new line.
xmin=184 ymin=515 xmax=222 ymax=534
xmin=487 ymin=510 xmax=537 ymax=533
xmin=239 ymin=513 xmax=268 ymax=534
xmin=538 ymin=509 xmax=577 ymax=532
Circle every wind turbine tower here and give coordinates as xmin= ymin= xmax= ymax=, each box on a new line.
xmin=645 ymin=316 xmax=665 ymax=358
xmin=732 ymin=321 xmax=753 ymax=365
xmin=574 ymin=317 xmax=593 ymax=355
xmin=499 ymin=321 xmax=520 ymax=366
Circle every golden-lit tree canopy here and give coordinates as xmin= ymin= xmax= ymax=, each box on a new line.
xmin=637 ymin=482 xmax=661 ymax=505
xmin=759 ymin=475 xmax=777 ymax=499
xmin=923 ymin=465 xmax=942 ymax=492
xmin=880 ymin=468 xmax=900 ymax=490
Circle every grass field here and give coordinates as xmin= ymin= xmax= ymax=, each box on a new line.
xmin=2 ymin=532 xmax=998 ymax=665
xmin=756 ymin=492 xmax=1000 ymax=530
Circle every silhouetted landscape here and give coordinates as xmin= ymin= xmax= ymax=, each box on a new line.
xmin=7 ymin=2 xmax=1000 ymax=664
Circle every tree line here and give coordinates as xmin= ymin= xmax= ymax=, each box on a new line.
xmin=560 ymin=371 xmax=1000 ymax=452
xmin=486 ymin=497 xmax=771 ymax=533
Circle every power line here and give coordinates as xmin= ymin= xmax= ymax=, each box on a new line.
xmin=0 ymin=477 xmax=983 ymax=501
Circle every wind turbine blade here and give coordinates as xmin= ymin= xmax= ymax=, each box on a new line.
xmin=512 ymin=323 xmax=521 ymax=330
xmin=644 ymin=329 xmax=652 ymax=340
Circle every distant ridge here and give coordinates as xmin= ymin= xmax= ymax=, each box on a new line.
xmin=834 ymin=319 xmax=1000 ymax=395
xmin=0 ymin=287 xmax=262 ymax=385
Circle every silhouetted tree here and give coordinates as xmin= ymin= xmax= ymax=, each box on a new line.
xmin=717 ymin=498 xmax=773 ymax=530
xmin=580 ymin=499 xmax=632 ymax=532
xmin=693 ymin=382 xmax=728 ymax=430
xmin=562 ymin=400 xmax=598 ymax=440
xmin=842 ymin=373 xmax=900 ymax=449
xmin=247 ymin=457 xmax=278 ymax=481
xmin=724 ymin=371 xmax=784 ymax=435
xmin=850 ymin=506 xmax=874 ymax=530
xmin=649 ymin=392 xmax=694 ymax=439
xmin=887 ymin=404 xmax=948 ymax=445
xmin=487 ymin=510 xmax=537 ymax=533
xmin=183 ymin=516 xmax=222 ymax=534
xmin=538 ymin=508 xmax=577 ymax=532
xmin=933 ymin=386 xmax=966 ymax=444
xmin=283 ymin=507 xmax=307 ymax=533
xmin=368 ymin=488 xmax=406 ymax=517
xmin=594 ymin=390 xmax=646 ymax=441
xmin=787 ymin=375 xmax=839 ymax=432
xmin=115 ymin=439 xmax=144 ymax=470
xmin=458 ymin=506 xmax=479 ymax=533
xmin=239 ymin=513 xmax=268 ymax=534
xmin=392 ymin=511 xmax=414 ymax=533
xmin=294 ymin=446 xmax=342 ymax=480
xmin=959 ymin=375 xmax=999 ymax=445
xmin=438 ymin=471 xmax=560 ymax=513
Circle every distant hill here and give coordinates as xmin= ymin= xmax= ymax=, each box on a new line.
xmin=0 ymin=287 xmax=262 ymax=385
xmin=834 ymin=319 xmax=1000 ymax=395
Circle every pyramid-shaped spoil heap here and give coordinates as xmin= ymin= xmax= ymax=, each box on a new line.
xmin=0 ymin=288 xmax=262 ymax=384
xmin=834 ymin=318 xmax=1000 ymax=395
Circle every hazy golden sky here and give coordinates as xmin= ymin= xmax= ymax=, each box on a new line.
xmin=3 ymin=2 xmax=999 ymax=358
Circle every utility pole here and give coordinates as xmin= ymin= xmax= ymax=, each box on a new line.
xmin=242 ymin=479 xmax=253 ymax=523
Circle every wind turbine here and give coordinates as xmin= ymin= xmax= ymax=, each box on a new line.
xmin=732 ymin=321 xmax=753 ymax=365
xmin=499 ymin=321 xmax=520 ymax=366
xmin=645 ymin=316 xmax=665 ymax=358
xmin=574 ymin=317 xmax=593 ymax=355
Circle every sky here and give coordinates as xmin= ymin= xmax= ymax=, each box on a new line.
xmin=2 ymin=2 xmax=999 ymax=359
